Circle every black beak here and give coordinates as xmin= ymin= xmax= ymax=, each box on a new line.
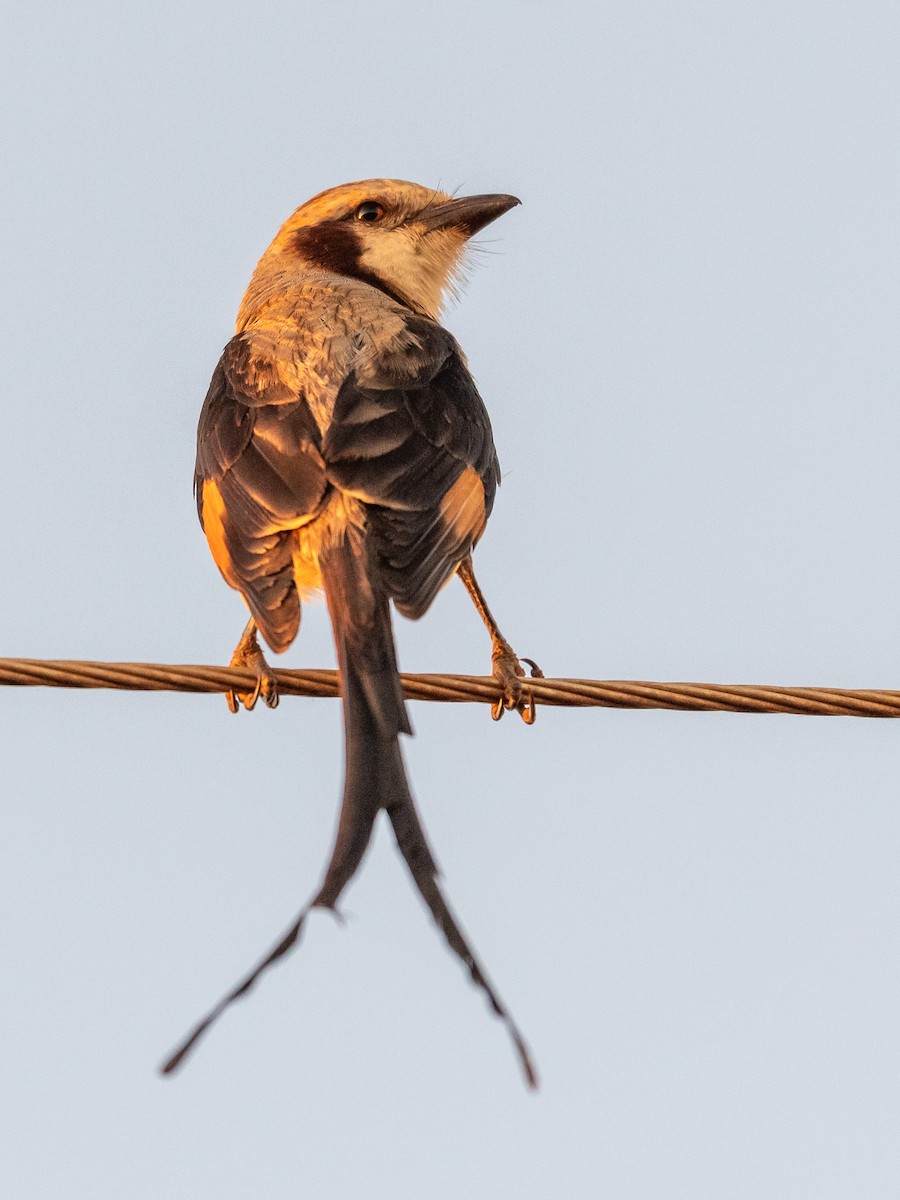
xmin=417 ymin=193 xmax=521 ymax=238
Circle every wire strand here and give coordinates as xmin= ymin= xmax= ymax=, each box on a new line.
xmin=1 ymin=657 xmax=900 ymax=718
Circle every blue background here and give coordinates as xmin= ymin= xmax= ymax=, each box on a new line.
xmin=3 ymin=3 xmax=900 ymax=1195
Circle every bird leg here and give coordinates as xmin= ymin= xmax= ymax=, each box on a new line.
xmin=226 ymin=619 xmax=279 ymax=712
xmin=457 ymin=555 xmax=542 ymax=724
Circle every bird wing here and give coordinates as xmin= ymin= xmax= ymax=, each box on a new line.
xmin=194 ymin=330 xmax=328 ymax=652
xmin=324 ymin=315 xmax=501 ymax=619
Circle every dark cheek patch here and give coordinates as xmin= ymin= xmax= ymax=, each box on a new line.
xmin=292 ymin=223 xmax=411 ymax=310
xmin=293 ymin=223 xmax=364 ymax=278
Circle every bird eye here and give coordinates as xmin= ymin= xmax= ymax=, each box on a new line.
xmin=355 ymin=201 xmax=385 ymax=223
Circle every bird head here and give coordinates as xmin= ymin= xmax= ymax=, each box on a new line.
xmin=250 ymin=179 xmax=520 ymax=321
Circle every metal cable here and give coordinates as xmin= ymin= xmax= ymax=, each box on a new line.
xmin=1 ymin=657 xmax=900 ymax=717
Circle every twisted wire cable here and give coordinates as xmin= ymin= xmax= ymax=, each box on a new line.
xmin=1 ymin=657 xmax=899 ymax=717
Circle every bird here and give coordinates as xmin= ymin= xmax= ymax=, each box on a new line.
xmin=162 ymin=179 xmax=540 ymax=1086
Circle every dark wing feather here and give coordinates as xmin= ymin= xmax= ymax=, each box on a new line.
xmin=195 ymin=332 xmax=327 ymax=651
xmin=325 ymin=317 xmax=500 ymax=619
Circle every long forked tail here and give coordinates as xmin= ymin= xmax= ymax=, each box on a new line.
xmin=161 ymin=529 xmax=536 ymax=1087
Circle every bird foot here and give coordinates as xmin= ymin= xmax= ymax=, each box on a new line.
xmin=490 ymin=643 xmax=543 ymax=725
xmin=226 ymin=625 xmax=279 ymax=713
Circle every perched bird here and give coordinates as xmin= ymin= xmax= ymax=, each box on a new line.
xmin=162 ymin=179 xmax=539 ymax=1086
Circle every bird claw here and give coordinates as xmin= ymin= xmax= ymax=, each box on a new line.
xmin=490 ymin=644 xmax=543 ymax=725
xmin=226 ymin=627 xmax=279 ymax=713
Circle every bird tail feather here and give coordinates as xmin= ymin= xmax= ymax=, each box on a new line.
xmin=161 ymin=528 xmax=536 ymax=1087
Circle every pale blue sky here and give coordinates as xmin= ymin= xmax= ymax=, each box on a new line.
xmin=3 ymin=2 xmax=900 ymax=1196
